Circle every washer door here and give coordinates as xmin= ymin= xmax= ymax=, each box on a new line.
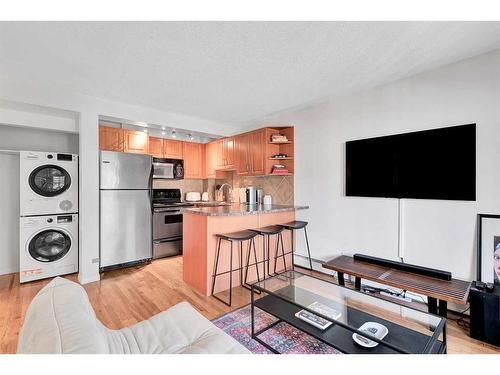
xmin=28 ymin=230 xmax=71 ymax=263
xmin=29 ymin=165 xmax=71 ymax=197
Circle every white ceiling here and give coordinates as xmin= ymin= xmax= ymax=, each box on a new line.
xmin=1 ymin=21 xmax=500 ymax=125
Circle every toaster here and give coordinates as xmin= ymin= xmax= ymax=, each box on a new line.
xmin=185 ymin=192 xmax=201 ymax=202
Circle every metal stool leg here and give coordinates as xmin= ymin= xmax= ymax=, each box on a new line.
xmin=273 ymin=234 xmax=279 ymax=275
xmin=274 ymin=232 xmax=287 ymax=274
xmin=228 ymin=240 xmax=233 ymax=306
xmin=267 ymin=234 xmax=272 ymax=276
xmin=211 ymin=237 xmax=222 ymax=297
xmin=239 ymin=241 xmax=244 ymax=285
xmin=290 ymin=228 xmax=295 ymax=271
xmin=303 ymin=226 xmax=313 ymax=271
xmin=211 ymin=238 xmax=234 ymax=306
xmin=261 ymin=234 xmax=267 ymax=278
xmin=244 ymin=238 xmax=262 ymax=288
xmin=279 ymin=232 xmax=287 ymax=272
xmin=251 ymin=238 xmax=261 ymax=284
xmin=243 ymin=240 xmax=251 ymax=286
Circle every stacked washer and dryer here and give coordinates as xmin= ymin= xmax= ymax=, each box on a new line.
xmin=19 ymin=151 xmax=79 ymax=283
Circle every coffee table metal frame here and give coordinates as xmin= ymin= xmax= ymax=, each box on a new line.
xmin=250 ymin=271 xmax=447 ymax=354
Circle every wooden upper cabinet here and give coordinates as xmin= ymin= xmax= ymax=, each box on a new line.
xmin=164 ymin=139 xmax=184 ymax=159
xmin=99 ymin=126 xmax=124 ymax=152
xmin=183 ymin=142 xmax=203 ymax=179
xmin=101 ymin=125 xmax=292 ymax=177
xmin=250 ymin=129 xmax=266 ymax=175
xmin=224 ymin=137 xmax=236 ymax=169
xmin=235 ymin=133 xmax=251 ymax=176
xmin=124 ymin=129 xmax=149 ymax=154
xmin=148 ymin=136 xmax=164 ymax=158
xmin=235 ymin=129 xmax=266 ymax=176
xmin=215 ymin=139 xmax=225 ymax=169
xmin=205 ymin=141 xmax=217 ymax=178
xmin=213 ymin=137 xmax=236 ymax=170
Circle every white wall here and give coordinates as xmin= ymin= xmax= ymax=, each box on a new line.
xmin=261 ymin=49 xmax=500 ymax=281
xmin=0 ymin=77 xmax=236 ymax=284
xmin=0 ymin=125 xmax=79 ymax=275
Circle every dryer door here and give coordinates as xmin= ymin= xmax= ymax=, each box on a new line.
xmin=28 ymin=230 xmax=72 ymax=263
xmin=28 ymin=165 xmax=71 ymax=197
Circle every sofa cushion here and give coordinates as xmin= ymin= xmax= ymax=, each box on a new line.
xmin=112 ymin=302 xmax=248 ymax=354
xmin=17 ymin=277 xmax=109 ymax=354
xmin=17 ymin=277 xmax=250 ymax=354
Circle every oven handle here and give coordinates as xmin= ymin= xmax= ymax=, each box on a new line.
xmin=153 ymin=209 xmax=182 ymax=214
xmin=153 ymin=236 xmax=182 ymax=244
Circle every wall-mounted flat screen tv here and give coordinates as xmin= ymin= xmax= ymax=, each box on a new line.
xmin=346 ymin=124 xmax=476 ymax=200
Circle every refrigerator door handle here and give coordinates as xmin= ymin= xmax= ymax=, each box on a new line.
xmin=149 ymin=163 xmax=154 ymax=190
xmin=149 ymin=189 xmax=153 ymax=214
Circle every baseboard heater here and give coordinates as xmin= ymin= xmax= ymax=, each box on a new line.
xmin=353 ymin=253 xmax=452 ymax=281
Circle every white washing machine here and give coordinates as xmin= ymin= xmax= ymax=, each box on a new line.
xmin=20 ymin=214 xmax=78 ymax=283
xmin=20 ymin=151 xmax=78 ymax=216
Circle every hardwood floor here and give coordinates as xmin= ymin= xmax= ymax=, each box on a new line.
xmin=1 ymin=256 xmax=499 ymax=354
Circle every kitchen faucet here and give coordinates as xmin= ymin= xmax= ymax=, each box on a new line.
xmin=217 ymin=183 xmax=233 ymax=202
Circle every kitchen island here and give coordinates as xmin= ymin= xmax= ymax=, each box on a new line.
xmin=182 ymin=204 xmax=308 ymax=296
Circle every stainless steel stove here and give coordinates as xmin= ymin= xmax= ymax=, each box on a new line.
xmin=152 ymin=189 xmax=194 ymax=259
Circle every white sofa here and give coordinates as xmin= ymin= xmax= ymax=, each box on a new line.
xmin=17 ymin=277 xmax=250 ymax=354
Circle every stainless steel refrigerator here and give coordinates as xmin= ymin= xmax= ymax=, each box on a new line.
xmin=99 ymin=151 xmax=153 ymax=269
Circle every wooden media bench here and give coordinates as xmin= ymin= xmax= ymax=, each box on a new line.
xmin=322 ymin=254 xmax=471 ymax=318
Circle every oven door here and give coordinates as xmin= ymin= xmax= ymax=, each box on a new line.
xmin=153 ymin=209 xmax=183 ymax=240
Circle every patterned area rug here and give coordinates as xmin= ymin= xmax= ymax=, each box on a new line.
xmin=212 ymin=304 xmax=341 ymax=354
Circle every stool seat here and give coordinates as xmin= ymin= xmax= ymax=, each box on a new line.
xmin=279 ymin=221 xmax=308 ymax=230
xmin=216 ymin=230 xmax=258 ymax=241
xmin=250 ymin=225 xmax=283 ymax=235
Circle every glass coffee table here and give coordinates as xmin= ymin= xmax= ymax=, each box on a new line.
xmin=251 ymin=271 xmax=447 ymax=354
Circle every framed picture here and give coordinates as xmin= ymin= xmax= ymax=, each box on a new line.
xmin=477 ymin=214 xmax=500 ymax=285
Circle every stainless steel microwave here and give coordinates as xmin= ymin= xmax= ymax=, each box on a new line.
xmin=152 ymin=158 xmax=184 ymax=179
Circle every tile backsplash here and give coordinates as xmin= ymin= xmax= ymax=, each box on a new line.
xmin=153 ymin=173 xmax=294 ymax=205
xmin=222 ymin=172 xmax=294 ymax=205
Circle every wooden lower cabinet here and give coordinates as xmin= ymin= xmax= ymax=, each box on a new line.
xmin=99 ymin=126 xmax=124 ymax=152
xmin=183 ymin=142 xmax=204 ymax=178
xmin=124 ymin=129 xmax=149 ymax=154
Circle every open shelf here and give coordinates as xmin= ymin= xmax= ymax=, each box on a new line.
xmin=265 ymin=126 xmax=295 ymax=176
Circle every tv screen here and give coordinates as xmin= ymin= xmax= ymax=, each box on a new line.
xmin=346 ymin=124 xmax=476 ymax=201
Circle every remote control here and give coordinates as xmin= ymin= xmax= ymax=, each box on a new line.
xmin=295 ymin=310 xmax=333 ymax=330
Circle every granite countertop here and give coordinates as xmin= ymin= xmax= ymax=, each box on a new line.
xmin=183 ymin=203 xmax=309 ymax=217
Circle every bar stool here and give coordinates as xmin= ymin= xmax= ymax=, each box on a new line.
xmin=278 ymin=221 xmax=313 ymax=271
xmin=250 ymin=225 xmax=285 ymax=278
xmin=211 ymin=229 xmax=260 ymax=306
